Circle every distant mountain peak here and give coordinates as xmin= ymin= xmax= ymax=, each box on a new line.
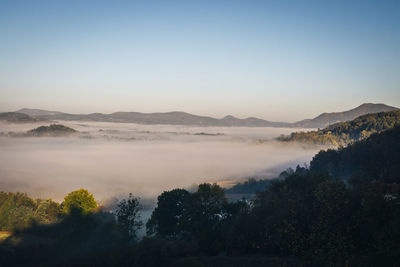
xmin=352 ymin=103 xmax=397 ymax=111
xmin=359 ymin=103 xmax=374 ymax=107
xmin=222 ymin=115 xmax=237 ymax=120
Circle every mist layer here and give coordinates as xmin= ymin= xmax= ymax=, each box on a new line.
xmin=0 ymin=121 xmax=319 ymax=202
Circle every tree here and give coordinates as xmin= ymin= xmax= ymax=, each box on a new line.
xmin=0 ymin=192 xmax=37 ymax=231
xmin=146 ymin=189 xmax=190 ymax=238
xmin=116 ymin=193 xmax=142 ymax=242
xmin=34 ymin=199 xmax=60 ymax=224
xmin=185 ymin=183 xmax=227 ymax=230
xmin=61 ymin=189 xmax=97 ymax=215
xmin=183 ymin=183 xmax=229 ymax=254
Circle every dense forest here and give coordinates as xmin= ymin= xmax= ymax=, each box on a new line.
xmin=1 ymin=127 xmax=400 ymax=266
xmin=278 ymin=110 xmax=400 ymax=146
xmin=310 ymin=125 xmax=400 ymax=183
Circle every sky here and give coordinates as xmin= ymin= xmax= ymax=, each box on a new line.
xmin=0 ymin=0 xmax=399 ymax=122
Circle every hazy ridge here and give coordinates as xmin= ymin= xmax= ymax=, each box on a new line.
xmin=9 ymin=103 xmax=397 ymax=128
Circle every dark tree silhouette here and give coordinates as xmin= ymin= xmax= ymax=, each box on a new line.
xmin=146 ymin=189 xmax=190 ymax=238
xmin=116 ymin=193 xmax=142 ymax=242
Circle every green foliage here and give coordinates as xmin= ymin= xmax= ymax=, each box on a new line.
xmin=0 ymin=192 xmax=59 ymax=231
xmin=61 ymin=189 xmax=97 ymax=215
xmin=34 ymin=199 xmax=60 ymax=224
xmin=279 ymin=110 xmax=400 ymax=145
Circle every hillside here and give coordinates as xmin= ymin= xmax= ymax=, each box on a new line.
xmin=278 ymin=110 xmax=400 ymax=146
xmin=0 ymin=112 xmax=39 ymax=123
xmin=310 ymin=125 xmax=400 ymax=183
xmin=293 ymin=103 xmax=398 ymax=128
xmin=17 ymin=108 xmax=63 ymax=116
xmin=27 ymin=124 xmax=78 ymax=136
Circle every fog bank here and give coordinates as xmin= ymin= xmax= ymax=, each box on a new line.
xmin=0 ymin=121 xmax=320 ymax=202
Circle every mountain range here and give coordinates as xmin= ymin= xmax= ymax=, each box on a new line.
xmin=1 ymin=103 xmax=397 ymax=128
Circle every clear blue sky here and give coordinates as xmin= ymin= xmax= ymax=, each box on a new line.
xmin=0 ymin=0 xmax=399 ymax=121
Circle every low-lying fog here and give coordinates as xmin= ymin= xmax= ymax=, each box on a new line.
xmin=0 ymin=121 xmax=320 ymax=202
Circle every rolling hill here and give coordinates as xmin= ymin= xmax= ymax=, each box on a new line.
xmin=0 ymin=112 xmax=40 ymax=123
xmin=15 ymin=103 xmax=398 ymax=128
xmin=16 ymin=109 xmax=290 ymax=127
xmin=27 ymin=124 xmax=78 ymax=136
xmin=16 ymin=108 xmax=63 ymax=116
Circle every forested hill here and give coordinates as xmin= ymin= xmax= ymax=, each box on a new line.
xmin=27 ymin=124 xmax=78 ymax=136
xmin=310 ymin=125 xmax=400 ymax=183
xmin=278 ymin=110 xmax=400 ymax=146
xmin=292 ymin=103 xmax=397 ymax=128
xmin=230 ymin=124 xmax=400 ymax=195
